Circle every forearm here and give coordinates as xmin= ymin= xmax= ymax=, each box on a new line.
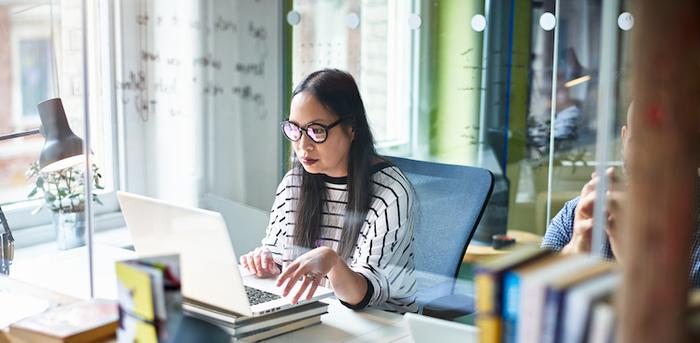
xmin=327 ymin=256 xmax=368 ymax=306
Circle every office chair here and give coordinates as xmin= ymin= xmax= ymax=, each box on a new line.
xmin=387 ymin=156 xmax=494 ymax=320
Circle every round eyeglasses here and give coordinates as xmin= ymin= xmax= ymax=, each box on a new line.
xmin=280 ymin=117 xmax=347 ymax=143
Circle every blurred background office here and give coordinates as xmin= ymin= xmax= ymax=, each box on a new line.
xmin=0 ymin=0 xmax=633 ymax=248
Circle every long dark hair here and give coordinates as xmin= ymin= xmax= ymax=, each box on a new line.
xmin=291 ymin=69 xmax=380 ymax=261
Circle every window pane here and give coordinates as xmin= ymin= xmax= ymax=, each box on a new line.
xmin=0 ymin=3 xmax=57 ymax=206
xmin=20 ymin=39 xmax=54 ymax=117
xmin=1 ymin=1 xmax=117 ymax=232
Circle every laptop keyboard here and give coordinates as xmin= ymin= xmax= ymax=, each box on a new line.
xmin=245 ymin=285 xmax=281 ymax=306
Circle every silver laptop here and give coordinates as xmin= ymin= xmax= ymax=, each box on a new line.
xmin=117 ymin=191 xmax=333 ymax=318
xmin=204 ymin=193 xmax=269 ymax=258
xmin=404 ymin=313 xmax=479 ymax=343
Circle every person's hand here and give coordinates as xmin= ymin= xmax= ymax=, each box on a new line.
xmin=562 ymin=171 xmax=599 ymax=254
xmin=275 ymin=246 xmax=340 ymax=304
xmin=605 ymin=167 xmax=627 ymax=261
xmin=240 ymin=247 xmax=280 ymax=278
xmin=562 ymin=167 xmax=626 ymax=257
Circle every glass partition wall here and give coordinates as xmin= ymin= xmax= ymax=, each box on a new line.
xmin=286 ymin=0 xmax=633 ymax=244
xmin=1 ymin=0 xmax=638 ymax=304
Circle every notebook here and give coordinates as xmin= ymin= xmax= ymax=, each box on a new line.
xmin=405 ymin=313 xmax=479 ymax=343
xmin=116 ymin=191 xmax=334 ymax=318
xmin=204 ymin=193 xmax=269 ymax=258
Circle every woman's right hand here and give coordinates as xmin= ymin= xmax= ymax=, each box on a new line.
xmin=240 ymin=247 xmax=281 ymax=277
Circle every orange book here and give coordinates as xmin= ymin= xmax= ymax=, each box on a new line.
xmin=8 ymin=298 xmax=119 ymax=343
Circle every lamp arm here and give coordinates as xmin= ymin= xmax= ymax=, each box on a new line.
xmin=0 ymin=207 xmax=13 ymax=242
xmin=0 ymin=128 xmax=41 ymax=141
xmin=0 ymin=128 xmax=39 ymax=275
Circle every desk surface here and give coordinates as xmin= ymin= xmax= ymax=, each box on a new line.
xmin=10 ymin=244 xmax=138 ymax=301
xmin=5 ymin=244 xmax=418 ymax=343
xmin=266 ymin=300 xmax=411 ymax=343
xmin=463 ymin=230 xmax=543 ymax=263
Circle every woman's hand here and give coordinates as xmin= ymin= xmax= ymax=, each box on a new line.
xmin=240 ymin=247 xmax=281 ymax=278
xmin=275 ymin=246 xmax=341 ymax=304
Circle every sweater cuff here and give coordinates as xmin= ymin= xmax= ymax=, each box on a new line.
xmin=339 ymin=274 xmax=374 ymax=310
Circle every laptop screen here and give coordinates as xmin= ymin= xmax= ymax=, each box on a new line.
xmin=117 ymin=191 xmax=252 ymax=316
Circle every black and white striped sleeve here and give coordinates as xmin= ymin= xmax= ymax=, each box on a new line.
xmin=350 ymin=166 xmax=418 ymax=313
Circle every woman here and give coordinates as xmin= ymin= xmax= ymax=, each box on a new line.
xmin=240 ymin=69 xmax=417 ymax=313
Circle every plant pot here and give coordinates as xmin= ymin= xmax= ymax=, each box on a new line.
xmin=52 ymin=210 xmax=86 ymax=250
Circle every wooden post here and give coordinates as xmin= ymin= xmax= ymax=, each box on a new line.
xmin=620 ymin=1 xmax=700 ymax=342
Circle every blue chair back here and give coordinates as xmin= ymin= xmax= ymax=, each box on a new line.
xmin=387 ymin=157 xmax=494 ymax=279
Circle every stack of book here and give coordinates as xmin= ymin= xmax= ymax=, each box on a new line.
xmin=183 ymin=300 xmax=328 ymax=342
xmin=115 ymin=254 xmax=328 ymax=342
xmin=474 ymin=246 xmax=620 ymax=343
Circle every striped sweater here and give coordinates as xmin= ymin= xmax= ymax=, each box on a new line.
xmin=262 ymin=162 xmax=418 ymax=313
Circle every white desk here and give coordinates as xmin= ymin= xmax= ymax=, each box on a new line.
xmin=265 ymin=300 xmax=410 ymax=343
xmin=10 ymin=244 xmax=138 ymax=301
xmin=8 ymin=244 xmax=414 ymax=342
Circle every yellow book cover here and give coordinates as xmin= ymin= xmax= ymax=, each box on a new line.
xmin=475 ymin=316 xmax=501 ymax=343
xmin=116 ymin=261 xmax=158 ymax=343
xmin=115 ymin=255 xmax=181 ymax=343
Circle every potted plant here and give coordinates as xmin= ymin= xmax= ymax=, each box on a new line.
xmin=25 ymin=161 xmax=103 ymax=250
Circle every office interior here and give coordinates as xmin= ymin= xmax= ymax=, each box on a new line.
xmin=0 ymin=0 xmax=697 ymax=339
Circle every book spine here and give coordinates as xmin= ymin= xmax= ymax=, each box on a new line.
xmin=518 ymin=278 xmax=547 ymax=343
xmin=475 ymin=269 xmax=501 ymax=343
xmin=587 ymin=302 xmax=615 ymax=343
xmin=475 ymin=316 xmax=501 ymax=343
xmin=541 ymin=287 xmax=563 ymax=343
xmin=501 ymin=271 xmax=520 ymax=343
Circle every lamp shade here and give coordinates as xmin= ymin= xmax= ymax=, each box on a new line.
xmin=37 ymin=98 xmax=86 ymax=172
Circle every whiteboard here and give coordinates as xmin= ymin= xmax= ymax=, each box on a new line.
xmin=114 ymin=0 xmax=282 ymax=211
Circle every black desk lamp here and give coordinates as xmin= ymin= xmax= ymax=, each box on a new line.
xmin=0 ymin=98 xmax=86 ymax=275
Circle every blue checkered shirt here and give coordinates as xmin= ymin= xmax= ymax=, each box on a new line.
xmin=541 ymin=182 xmax=700 ymax=289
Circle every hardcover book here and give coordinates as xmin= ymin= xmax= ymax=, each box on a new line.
xmin=501 ymin=253 xmax=568 ymax=343
xmin=234 ymin=315 xmax=322 ymax=342
xmin=540 ymin=261 xmax=614 ymax=343
xmin=559 ymin=272 xmax=620 ymax=343
xmin=115 ymin=254 xmax=182 ymax=343
xmin=8 ymin=298 xmax=119 ymax=343
xmin=185 ymin=300 xmax=328 ymax=335
xmin=517 ymin=254 xmax=602 ymax=343
xmin=473 ymin=246 xmax=550 ymax=343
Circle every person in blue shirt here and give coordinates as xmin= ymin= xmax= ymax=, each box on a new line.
xmin=541 ymin=103 xmax=700 ymax=289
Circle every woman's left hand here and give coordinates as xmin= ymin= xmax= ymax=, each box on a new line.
xmin=276 ymin=246 xmax=340 ymax=304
